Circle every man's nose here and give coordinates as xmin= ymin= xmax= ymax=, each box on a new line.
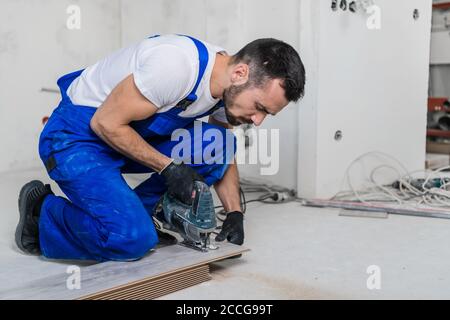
xmin=251 ymin=113 xmax=267 ymax=126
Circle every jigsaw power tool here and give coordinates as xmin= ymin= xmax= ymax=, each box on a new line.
xmin=153 ymin=181 xmax=218 ymax=252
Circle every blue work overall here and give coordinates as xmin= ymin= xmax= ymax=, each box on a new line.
xmin=38 ymin=36 xmax=236 ymax=262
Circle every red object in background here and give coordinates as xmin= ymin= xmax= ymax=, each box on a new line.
xmin=433 ymin=2 xmax=450 ymax=10
xmin=428 ymin=97 xmax=449 ymax=112
xmin=42 ymin=116 xmax=49 ymax=125
xmin=427 ymin=98 xmax=450 ymax=139
xmin=427 ymin=129 xmax=450 ymax=138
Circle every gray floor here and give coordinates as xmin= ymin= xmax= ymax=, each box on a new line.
xmin=1 ymin=168 xmax=450 ymax=299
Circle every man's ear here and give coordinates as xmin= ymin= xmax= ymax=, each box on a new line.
xmin=231 ymin=63 xmax=249 ymax=86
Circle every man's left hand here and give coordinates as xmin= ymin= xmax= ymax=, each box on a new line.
xmin=215 ymin=211 xmax=244 ymax=245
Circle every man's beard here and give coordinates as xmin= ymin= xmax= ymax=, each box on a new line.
xmin=224 ymin=106 xmax=241 ymax=126
xmin=222 ymin=83 xmax=251 ymax=126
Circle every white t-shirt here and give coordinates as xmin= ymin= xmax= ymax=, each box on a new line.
xmin=67 ymin=34 xmax=228 ymax=123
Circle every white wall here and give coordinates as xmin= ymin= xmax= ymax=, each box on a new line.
xmin=429 ymin=0 xmax=450 ymax=97
xmin=430 ymin=65 xmax=450 ymax=97
xmin=1 ymin=0 xmax=301 ymax=187
xmin=0 ymin=0 xmax=121 ymax=173
xmin=1 ymin=0 xmax=433 ymax=199
xmin=298 ymin=0 xmax=432 ymax=198
xmin=120 ymin=0 xmax=301 ymax=189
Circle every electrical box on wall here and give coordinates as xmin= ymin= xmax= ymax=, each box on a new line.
xmin=298 ymin=0 xmax=432 ymax=198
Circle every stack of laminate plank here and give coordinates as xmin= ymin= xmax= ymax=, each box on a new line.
xmin=0 ymin=243 xmax=248 ymax=300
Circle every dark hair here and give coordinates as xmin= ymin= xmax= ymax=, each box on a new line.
xmin=231 ymin=38 xmax=306 ymax=102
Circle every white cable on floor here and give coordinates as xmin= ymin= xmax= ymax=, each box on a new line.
xmin=332 ymin=151 xmax=450 ymax=210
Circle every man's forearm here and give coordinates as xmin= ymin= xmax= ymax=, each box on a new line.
xmin=92 ymin=123 xmax=172 ymax=173
xmin=214 ymin=161 xmax=242 ymax=213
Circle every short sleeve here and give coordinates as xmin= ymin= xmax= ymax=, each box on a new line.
xmin=133 ymin=44 xmax=195 ymax=108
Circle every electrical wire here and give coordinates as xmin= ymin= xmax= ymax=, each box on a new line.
xmin=331 ymin=151 xmax=450 ymax=210
xmin=211 ymin=152 xmax=450 ymax=220
xmin=214 ymin=178 xmax=298 ymax=218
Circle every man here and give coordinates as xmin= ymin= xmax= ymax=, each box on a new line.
xmin=15 ymin=34 xmax=305 ymax=262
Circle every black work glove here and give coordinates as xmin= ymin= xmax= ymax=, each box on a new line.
xmin=215 ymin=211 xmax=244 ymax=245
xmin=161 ymin=162 xmax=204 ymax=205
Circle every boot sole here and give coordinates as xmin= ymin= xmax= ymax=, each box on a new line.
xmin=15 ymin=180 xmax=44 ymax=254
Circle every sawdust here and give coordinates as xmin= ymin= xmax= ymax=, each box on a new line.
xmin=209 ymin=263 xmax=346 ymax=299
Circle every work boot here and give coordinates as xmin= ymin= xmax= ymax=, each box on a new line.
xmin=15 ymin=181 xmax=54 ymax=255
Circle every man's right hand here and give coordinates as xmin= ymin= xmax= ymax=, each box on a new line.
xmin=161 ymin=162 xmax=205 ymax=205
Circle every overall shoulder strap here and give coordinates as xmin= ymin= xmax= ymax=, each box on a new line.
xmin=175 ymin=35 xmax=209 ymax=110
xmin=146 ymin=34 xmax=209 ymax=110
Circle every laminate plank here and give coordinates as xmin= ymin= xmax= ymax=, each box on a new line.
xmin=82 ymin=265 xmax=211 ymax=300
xmin=0 ymin=243 xmax=248 ymax=300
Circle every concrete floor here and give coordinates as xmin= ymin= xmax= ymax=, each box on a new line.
xmin=2 ymin=168 xmax=450 ymax=299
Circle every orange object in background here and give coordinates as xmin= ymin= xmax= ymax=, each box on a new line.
xmin=428 ymin=97 xmax=449 ymax=112
xmin=427 ymin=98 xmax=450 ymax=139
xmin=42 ymin=116 xmax=49 ymax=125
xmin=433 ymin=2 xmax=450 ymax=10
